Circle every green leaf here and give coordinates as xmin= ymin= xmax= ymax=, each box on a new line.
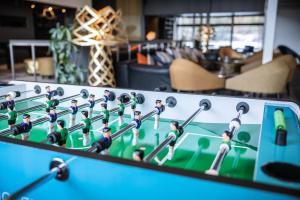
xmin=49 ymin=24 xmax=86 ymax=84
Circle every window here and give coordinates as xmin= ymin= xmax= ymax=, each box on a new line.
xmin=210 ymin=16 xmax=231 ymax=24
xmin=209 ymin=26 xmax=231 ymax=48
xmin=232 ymin=25 xmax=264 ymax=49
xmin=174 ymin=13 xmax=264 ymax=50
xmin=234 ymin=16 xmax=264 ymax=24
xmin=176 ymin=26 xmax=194 ymax=41
xmin=177 ymin=17 xmax=194 ymax=25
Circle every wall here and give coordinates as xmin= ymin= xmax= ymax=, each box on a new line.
xmin=274 ymin=1 xmax=300 ymax=54
xmin=0 ymin=4 xmax=34 ymax=42
xmin=117 ymin=0 xmax=144 ymax=41
xmin=0 ymin=2 xmax=35 ymax=64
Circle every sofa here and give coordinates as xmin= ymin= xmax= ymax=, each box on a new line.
xmin=114 ymin=60 xmax=171 ymax=91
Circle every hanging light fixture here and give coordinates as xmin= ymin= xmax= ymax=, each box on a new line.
xmin=40 ymin=6 xmax=56 ymax=20
xmin=199 ymin=0 xmax=214 ymax=52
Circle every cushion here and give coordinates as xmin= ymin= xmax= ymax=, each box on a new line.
xmin=153 ymin=55 xmax=164 ymax=66
xmin=166 ymin=47 xmax=176 ymax=59
xmin=147 ymin=54 xmax=155 ymax=65
xmin=192 ymin=48 xmax=206 ymax=61
xmin=153 ymin=51 xmax=173 ymax=66
xmin=173 ymin=48 xmax=183 ymax=59
xmin=179 ymin=48 xmax=189 ymax=59
xmin=156 ymin=51 xmax=173 ymax=63
xmin=137 ymin=53 xmax=147 ymax=65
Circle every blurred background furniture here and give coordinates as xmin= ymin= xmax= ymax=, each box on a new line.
xmin=170 ymin=58 xmax=225 ymax=92
xmin=225 ymin=59 xmax=290 ymax=94
xmin=128 ymin=63 xmax=170 ymax=91
xmin=37 ymin=57 xmax=54 ymax=78
xmin=24 ymin=58 xmax=39 ymax=75
xmin=240 ymin=51 xmax=282 ymax=73
xmin=219 ymin=47 xmax=244 ymax=60
xmin=115 ymin=60 xmax=170 ymax=91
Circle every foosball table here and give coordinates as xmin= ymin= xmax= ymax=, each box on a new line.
xmin=0 ymin=81 xmax=299 ymax=200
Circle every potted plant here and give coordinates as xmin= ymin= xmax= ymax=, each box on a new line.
xmin=49 ymin=23 xmax=84 ymax=84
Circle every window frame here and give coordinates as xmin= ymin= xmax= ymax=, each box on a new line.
xmin=174 ymin=12 xmax=264 ymax=50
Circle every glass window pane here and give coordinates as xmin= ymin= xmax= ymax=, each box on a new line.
xmin=210 ymin=16 xmax=232 ymax=24
xmin=182 ymin=41 xmax=194 ymax=48
xmin=210 ymin=12 xmax=232 ymax=17
xmin=181 ymin=13 xmax=194 ymax=17
xmin=232 ymin=25 xmax=264 ymax=49
xmin=194 ymin=17 xmax=201 ymax=24
xmin=176 ymin=26 xmax=194 ymax=40
xmin=177 ymin=17 xmax=194 ymax=25
xmin=202 ymin=17 xmax=207 ymax=24
xmin=209 ymin=26 xmax=231 ymax=48
xmin=234 ymin=16 xmax=264 ymax=24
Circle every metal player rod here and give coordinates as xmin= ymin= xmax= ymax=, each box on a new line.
xmin=14 ymin=94 xmax=46 ymax=104
xmin=0 ymin=93 xmax=47 ymax=120
xmin=7 ymin=92 xmax=85 ymax=119
xmin=0 ymin=94 xmax=77 ymax=121
xmin=87 ymin=97 xmax=177 ymax=153
xmin=1 ymin=87 xmax=63 ymax=104
xmin=0 ymin=95 xmax=92 ymax=137
xmin=5 ymin=157 xmax=75 ymax=200
xmin=42 ymin=103 xmax=127 ymax=144
xmin=206 ymin=102 xmax=249 ymax=176
xmin=0 ymin=90 xmax=33 ymax=100
xmin=69 ymin=102 xmax=130 ymax=133
xmin=113 ymin=110 xmax=156 ymax=140
xmin=87 ymin=109 xmax=157 ymax=153
xmin=0 ymin=95 xmax=90 ymax=121
xmin=144 ymin=99 xmax=211 ymax=163
xmin=0 ymin=96 xmax=47 ymax=119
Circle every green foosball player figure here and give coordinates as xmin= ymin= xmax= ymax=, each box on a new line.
xmin=101 ymin=103 xmax=110 ymax=127
xmin=7 ymin=105 xmax=17 ymax=130
xmin=45 ymin=94 xmax=59 ymax=113
xmin=117 ymin=97 xmax=125 ymax=126
xmin=47 ymin=120 xmax=68 ymax=147
xmin=167 ymin=121 xmax=183 ymax=160
xmin=80 ymin=110 xmax=91 ymax=146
